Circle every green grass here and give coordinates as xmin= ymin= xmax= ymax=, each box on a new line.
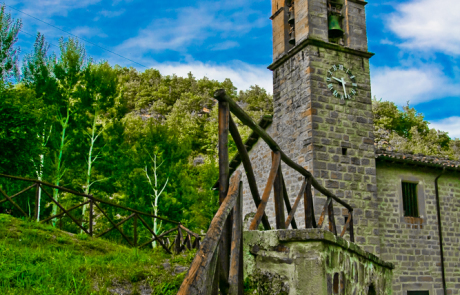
xmin=0 ymin=214 xmax=195 ymax=294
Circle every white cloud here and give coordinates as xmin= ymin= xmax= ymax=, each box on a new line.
xmin=430 ymin=117 xmax=460 ymax=139
xmin=210 ymin=41 xmax=240 ymax=51
xmin=71 ymin=26 xmax=107 ymax=38
xmin=8 ymin=0 xmax=102 ymax=18
xmin=153 ymin=61 xmax=273 ymax=93
xmin=99 ymin=9 xmax=126 ymax=18
xmin=117 ymin=1 xmax=267 ymax=52
xmin=371 ymin=65 xmax=460 ymax=105
xmin=388 ymin=0 xmax=460 ymax=55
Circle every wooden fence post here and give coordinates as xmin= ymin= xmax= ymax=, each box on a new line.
xmin=304 ymin=177 xmax=316 ymax=228
xmin=133 ymin=214 xmax=138 ymax=247
xmin=34 ymin=183 xmax=40 ymax=221
xmin=228 ymin=181 xmax=244 ymax=295
xmin=218 ymin=100 xmax=231 ymax=293
xmin=175 ymin=225 xmax=183 ymax=254
xmin=328 ymin=201 xmax=337 ymax=235
xmin=89 ymin=199 xmax=93 ymax=237
xmin=273 ymin=155 xmax=286 ymax=229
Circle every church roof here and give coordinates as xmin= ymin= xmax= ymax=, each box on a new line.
xmin=217 ymin=114 xmax=460 ymax=184
xmin=375 ymin=148 xmax=460 ymax=171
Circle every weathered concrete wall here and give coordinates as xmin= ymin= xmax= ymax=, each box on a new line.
xmin=243 ymin=229 xmax=393 ymax=295
xmin=377 ymin=161 xmax=460 ymax=294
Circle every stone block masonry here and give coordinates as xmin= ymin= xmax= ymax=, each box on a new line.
xmin=377 ymin=162 xmax=460 ymax=295
xmin=243 ymin=229 xmax=393 ymax=295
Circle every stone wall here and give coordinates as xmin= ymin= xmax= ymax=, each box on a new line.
xmin=376 ymin=161 xmax=460 ymax=294
xmin=243 ymin=229 xmax=393 ymax=295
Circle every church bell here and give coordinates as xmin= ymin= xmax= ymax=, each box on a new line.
xmin=288 ymin=12 xmax=295 ymax=24
xmin=289 ymin=30 xmax=295 ymax=45
xmin=328 ymin=14 xmax=344 ymax=38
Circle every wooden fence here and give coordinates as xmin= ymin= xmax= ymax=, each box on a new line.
xmin=0 ymin=174 xmax=200 ymax=254
xmin=178 ymin=89 xmax=355 ymax=294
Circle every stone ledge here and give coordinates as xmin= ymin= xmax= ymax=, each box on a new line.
xmin=347 ymin=0 xmax=368 ymax=6
xmin=268 ymin=37 xmax=375 ymax=71
xmin=245 ymin=228 xmax=394 ymax=269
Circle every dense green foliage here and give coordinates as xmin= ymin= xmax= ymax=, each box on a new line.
xmin=373 ymin=99 xmax=460 ymax=159
xmin=0 ymin=214 xmax=195 ymax=294
xmin=0 ymin=5 xmax=22 ymax=85
xmin=0 ymin=6 xmax=274 ymax=237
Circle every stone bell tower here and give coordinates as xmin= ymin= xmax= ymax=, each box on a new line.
xmin=269 ymin=0 xmax=380 ymax=255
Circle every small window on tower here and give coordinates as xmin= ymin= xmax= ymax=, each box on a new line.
xmin=402 ymin=182 xmax=419 ymax=217
xmin=407 ymin=291 xmax=429 ymax=295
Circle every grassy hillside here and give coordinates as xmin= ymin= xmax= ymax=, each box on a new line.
xmin=0 ymin=214 xmax=194 ymax=295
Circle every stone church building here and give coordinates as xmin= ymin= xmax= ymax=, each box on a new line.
xmin=232 ymin=0 xmax=460 ymax=294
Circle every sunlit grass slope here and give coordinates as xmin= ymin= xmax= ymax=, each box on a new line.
xmin=0 ymin=214 xmax=194 ymax=295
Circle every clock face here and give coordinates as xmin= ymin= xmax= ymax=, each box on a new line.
xmin=325 ymin=64 xmax=358 ymax=100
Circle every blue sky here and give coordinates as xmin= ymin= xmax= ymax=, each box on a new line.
xmin=6 ymin=0 xmax=460 ymax=137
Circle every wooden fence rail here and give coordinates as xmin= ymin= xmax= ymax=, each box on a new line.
xmin=178 ymin=171 xmax=243 ymax=295
xmin=0 ymin=174 xmax=200 ymax=254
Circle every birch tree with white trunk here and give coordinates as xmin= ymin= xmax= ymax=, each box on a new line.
xmin=144 ymin=152 xmax=169 ymax=248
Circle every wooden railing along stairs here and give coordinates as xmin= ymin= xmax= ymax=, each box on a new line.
xmin=178 ymin=89 xmax=355 ymax=294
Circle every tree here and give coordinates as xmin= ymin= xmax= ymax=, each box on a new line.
xmin=144 ymin=151 xmax=169 ymax=247
xmin=22 ymin=33 xmax=58 ymax=220
xmin=0 ymin=4 xmax=22 ymax=86
xmin=0 ymin=85 xmax=41 ymax=176
xmin=77 ymin=61 xmax=119 ymax=228
xmin=373 ymin=98 xmax=459 ymax=159
xmin=49 ymin=37 xmax=87 ymax=224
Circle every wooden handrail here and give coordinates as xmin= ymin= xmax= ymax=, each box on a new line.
xmin=96 ymin=213 xmax=136 ymax=238
xmin=0 ymin=173 xmax=179 ymax=224
xmin=40 ymin=185 xmax=89 ymax=234
xmin=281 ymin=172 xmax=297 ymax=229
xmin=229 ymin=114 xmax=271 ymax=230
xmin=285 ymin=178 xmax=307 ymax=228
xmin=40 ymin=201 xmax=90 ymax=223
xmin=178 ymin=171 xmax=242 ymax=295
xmin=180 ymin=224 xmax=200 ymax=239
xmin=249 ymin=151 xmax=281 ymax=230
xmin=0 ymin=183 xmax=36 ymax=205
xmin=214 ymin=90 xmax=353 ymax=211
xmin=0 ymin=186 xmax=28 ymax=217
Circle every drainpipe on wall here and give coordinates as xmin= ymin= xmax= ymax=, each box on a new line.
xmin=434 ymin=169 xmax=447 ymax=295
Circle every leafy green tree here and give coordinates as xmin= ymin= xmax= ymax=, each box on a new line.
xmin=0 ymin=4 xmax=22 ymax=86
xmin=237 ymin=85 xmax=273 ymax=118
xmin=49 ymin=37 xmax=88 ymax=223
xmin=373 ymin=98 xmax=458 ymax=159
xmin=76 ymin=61 xmax=119 ymax=228
xmin=0 ymin=85 xmax=41 ymax=176
xmin=373 ymin=99 xmax=429 ymax=138
xmin=22 ymin=33 xmax=58 ymax=220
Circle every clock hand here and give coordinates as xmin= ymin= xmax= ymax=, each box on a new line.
xmin=341 ymin=77 xmax=348 ymax=98
xmin=332 ymin=77 xmax=343 ymax=83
